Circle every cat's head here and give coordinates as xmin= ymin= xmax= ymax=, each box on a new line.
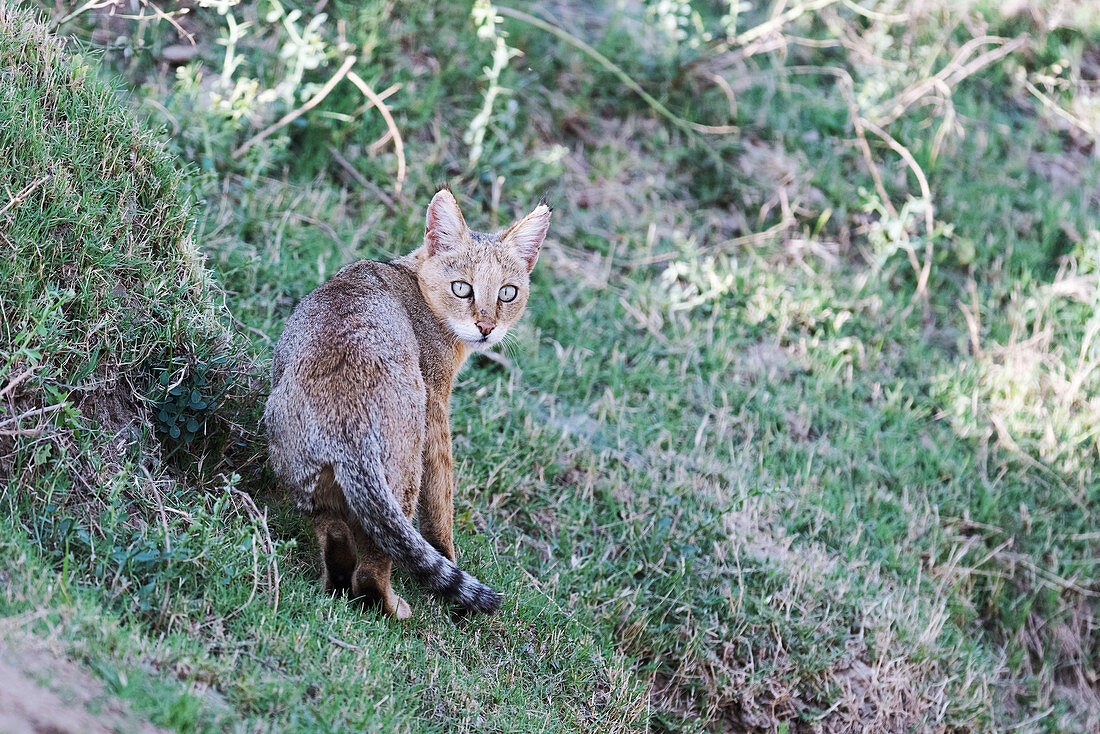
xmin=415 ymin=189 xmax=550 ymax=351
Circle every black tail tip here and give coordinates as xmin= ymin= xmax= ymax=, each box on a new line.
xmin=483 ymin=589 xmax=503 ymax=614
xmin=435 ymin=566 xmax=502 ymax=615
xmin=466 ymin=586 xmax=502 ymax=615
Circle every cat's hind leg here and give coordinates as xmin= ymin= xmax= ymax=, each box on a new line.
xmin=314 ymin=511 xmax=356 ymax=595
xmin=348 ymin=519 xmax=411 ymax=619
xmin=312 ymin=466 xmax=357 ymax=595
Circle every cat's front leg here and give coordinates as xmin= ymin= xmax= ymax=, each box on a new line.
xmin=418 ymin=395 xmax=456 ymax=562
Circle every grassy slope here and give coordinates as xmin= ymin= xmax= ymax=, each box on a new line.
xmin=0 ymin=4 xmax=646 ymax=732
xmin=3 ymin=0 xmax=1099 ymax=732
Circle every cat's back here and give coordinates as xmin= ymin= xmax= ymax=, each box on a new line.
xmin=265 ymin=259 xmax=433 ymax=505
xmin=270 ymin=260 xmax=429 ymax=415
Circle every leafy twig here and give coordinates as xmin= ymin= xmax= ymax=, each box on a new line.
xmin=467 ymin=0 xmax=523 ymax=170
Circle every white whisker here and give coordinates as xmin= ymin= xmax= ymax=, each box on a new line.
xmin=498 ymin=332 xmax=521 ymax=361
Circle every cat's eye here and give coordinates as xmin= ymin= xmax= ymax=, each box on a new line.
xmin=499 ymin=285 xmax=518 ymax=302
xmin=451 ymin=281 xmax=473 ymax=298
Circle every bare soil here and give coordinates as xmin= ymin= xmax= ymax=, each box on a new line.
xmin=0 ymin=631 xmax=166 ymax=734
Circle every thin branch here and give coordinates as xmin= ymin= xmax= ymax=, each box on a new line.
xmin=325 ymin=633 xmax=363 ymax=651
xmin=0 ymin=428 xmax=43 ymax=438
xmin=496 ymin=6 xmax=737 ymax=136
xmin=875 ymin=35 xmax=1029 ymax=126
xmin=350 ymin=82 xmax=401 ymax=117
xmin=723 ymin=65 xmax=935 ymax=295
xmin=1025 ymin=79 xmax=1099 ymax=137
xmin=706 ymin=0 xmax=840 ymax=56
xmin=366 ymin=129 xmax=394 ymax=156
xmin=231 ymin=488 xmax=281 ymax=614
xmin=114 ymin=0 xmax=195 ymax=44
xmin=329 ymin=144 xmax=399 ymax=214
xmin=223 ymin=537 xmax=261 ymax=622
xmin=839 ymin=0 xmax=909 ymax=22
xmin=346 ymin=71 xmax=407 ymax=195
xmin=233 ymin=56 xmax=357 ymax=158
xmin=0 ymin=402 xmax=65 ymax=430
xmin=53 ymin=0 xmax=120 ymax=29
xmin=783 ymin=66 xmax=901 ymax=222
xmin=328 ymin=144 xmax=370 ymax=188
xmin=228 ymin=312 xmax=273 ymax=345
xmin=0 ymin=366 xmax=41 ymax=401
xmin=736 ymin=0 xmax=841 ymax=47
xmin=859 ymin=117 xmax=936 ymax=298
xmin=0 ymin=175 xmax=50 ymax=218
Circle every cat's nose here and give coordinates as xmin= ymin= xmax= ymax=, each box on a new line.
xmin=476 ymin=321 xmax=495 ymax=337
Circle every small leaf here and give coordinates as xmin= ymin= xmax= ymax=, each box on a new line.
xmin=132 ymin=549 xmax=159 ymax=564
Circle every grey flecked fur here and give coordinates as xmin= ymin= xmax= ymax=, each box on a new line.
xmin=265 ymin=261 xmax=501 ymax=614
xmin=264 ymin=190 xmax=550 ymax=618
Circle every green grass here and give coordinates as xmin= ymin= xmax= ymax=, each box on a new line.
xmin=3 ymin=0 xmax=1099 ymax=731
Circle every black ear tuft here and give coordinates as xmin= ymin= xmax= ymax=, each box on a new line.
xmin=537 ymin=189 xmax=553 ymax=213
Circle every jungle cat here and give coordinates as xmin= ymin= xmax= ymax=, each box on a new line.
xmin=264 ymin=188 xmax=550 ymax=618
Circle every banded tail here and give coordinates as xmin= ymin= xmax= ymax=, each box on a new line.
xmin=331 ymin=451 xmax=501 ymax=615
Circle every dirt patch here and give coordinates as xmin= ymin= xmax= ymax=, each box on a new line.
xmin=0 ymin=631 xmax=166 ymax=734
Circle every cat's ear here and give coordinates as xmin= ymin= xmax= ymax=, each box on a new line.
xmin=503 ymin=202 xmax=551 ymax=272
xmin=425 ymin=188 xmax=468 ymax=256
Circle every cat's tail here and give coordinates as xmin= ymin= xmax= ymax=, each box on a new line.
xmin=331 ymin=445 xmax=502 ymax=615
